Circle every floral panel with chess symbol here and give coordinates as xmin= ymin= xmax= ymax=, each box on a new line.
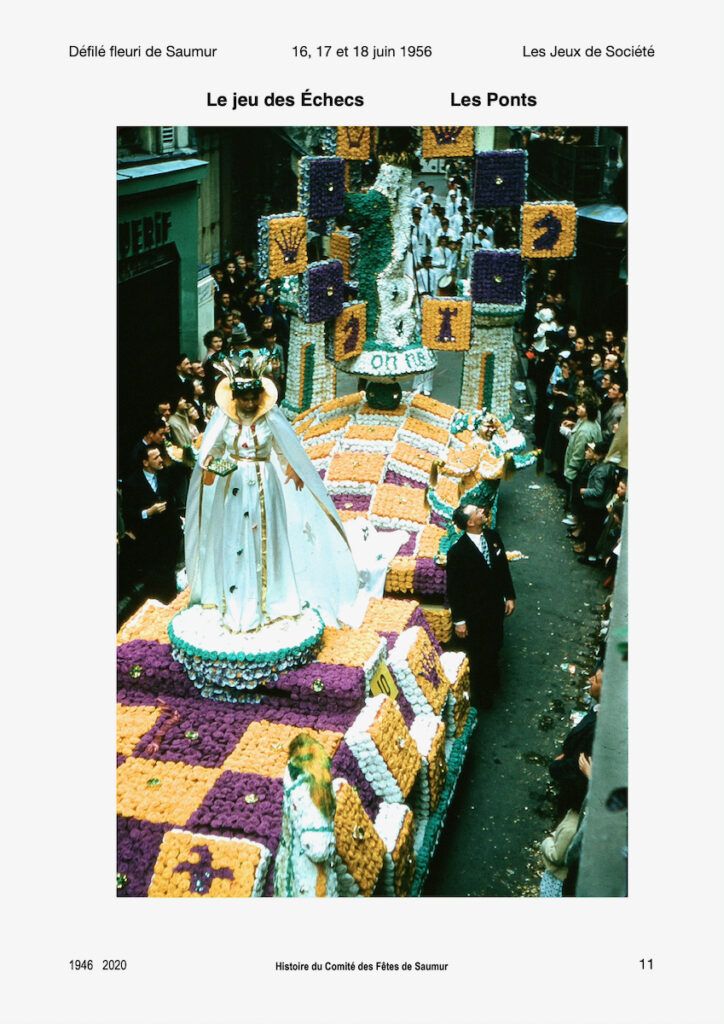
xmin=258 ymin=213 xmax=308 ymax=279
xmin=421 ymin=297 xmax=472 ymax=351
xmin=521 ymin=201 xmax=578 ymax=259
xmin=336 ymin=126 xmax=373 ymax=160
xmin=421 ymin=126 xmax=474 ymax=158
xmin=331 ymin=302 xmax=367 ymax=361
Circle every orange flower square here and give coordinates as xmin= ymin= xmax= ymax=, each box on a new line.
xmin=329 ymin=231 xmax=352 ymax=279
xmin=385 ymin=557 xmax=417 ymax=595
xmin=117 ymin=598 xmax=177 ymax=645
xmin=326 ymin=450 xmax=385 ymax=485
xmin=317 ymin=626 xmax=381 ymax=667
xmin=368 ymin=698 xmax=421 ymax=798
xmin=391 ymin=809 xmax=416 ymax=896
xmin=148 ymin=829 xmax=267 ymax=898
xmin=417 ymin=524 xmax=444 ymax=559
xmin=116 ymin=758 xmax=223 ymax=826
xmin=345 ymin=424 xmax=398 ymax=442
xmin=334 ymin=781 xmax=385 ymax=896
xmin=362 ymin=597 xmax=417 ymax=635
xmin=402 ymin=417 xmax=450 ymax=447
xmin=117 ymin=704 xmax=163 ymax=757
xmin=427 ymin=720 xmax=448 ymax=811
xmin=420 ymin=603 xmax=453 ymax=644
xmin=371 ymin=483 xmax=428 ymax=525
xmin=358 ymin=403 xmax=406 ymax=419
xmin=436 ymin=476 xmax=462 ymax=507
xmin=410 ymin=393 xmax=455 ymax=421
xmin=301 ymin=415 xmax=351 ymax=441
xmin=306 ymin=440 xmax=336 ymax=461
xmin=391 ymin=441 xmax=437 ymax=475
xmin=222 ymin=721 xmax=342 ymax=777
xmin=408 ymin=629 xmax=449 ymax=716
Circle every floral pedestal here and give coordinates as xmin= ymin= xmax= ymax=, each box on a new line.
xmin=168 ymin=605 xmax=325 ymax=701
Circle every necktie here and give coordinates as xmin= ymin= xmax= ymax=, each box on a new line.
xmin=479 ymin=533 xmax=492 ymax=568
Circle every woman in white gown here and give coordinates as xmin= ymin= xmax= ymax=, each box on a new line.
xmin=185 ymin=362 xmax=360 ymax=634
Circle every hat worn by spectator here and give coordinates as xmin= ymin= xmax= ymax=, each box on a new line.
xmin=587 ymin=441 xmax=609 ymax=456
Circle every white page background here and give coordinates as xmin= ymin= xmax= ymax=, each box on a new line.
xmin=2 ymin=2 xmax=723 ymax=1022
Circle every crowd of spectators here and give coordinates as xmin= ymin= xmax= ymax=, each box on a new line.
xmin=522 ymin=263 xmax=627 ymax=583
xmin=515 ymin=258 xmax=627 ymax=897
xmin=117 ymin=252 xmax=294 ymax=620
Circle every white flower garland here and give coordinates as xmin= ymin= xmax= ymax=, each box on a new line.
xmin=374 ymin=802 xmax=415 ymax=896
xmin=344 ymin=694 xmax=414 ymax=803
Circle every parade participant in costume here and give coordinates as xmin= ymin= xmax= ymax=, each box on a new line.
xmin=446 ymin=504 xmax=516 ymax=709
xmin=185 ymin=358 xmax=359 ymax=634
xmin=415 ymin=254 xmax=438 ymax=298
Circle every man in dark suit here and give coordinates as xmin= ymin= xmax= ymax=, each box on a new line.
xmin=445 ymin=504 xmax=517 ymax=709
xmin=121 ymin=445 xmax=181 ymax=603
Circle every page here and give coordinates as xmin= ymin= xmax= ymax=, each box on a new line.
xmin=3 ymin=2 xmax=723 ymax=1022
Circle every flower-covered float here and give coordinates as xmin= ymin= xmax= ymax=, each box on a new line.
xmin=116 ymin=382 xmax=538 ymax=898
xmin=293 ymin=389 xmax=536 ymax=644
xmin=117 ymin=587 xmax=474 ymax=898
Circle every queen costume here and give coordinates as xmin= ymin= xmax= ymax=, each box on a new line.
xmin=185 ymin=373 xmax=360 ymax=634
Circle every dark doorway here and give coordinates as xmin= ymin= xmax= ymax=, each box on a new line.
xmin=117 ymin=245 xmax=180 ymax=475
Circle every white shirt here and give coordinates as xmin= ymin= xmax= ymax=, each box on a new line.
xmin=140 ymin=469 xmax=159 ymax=519
xmin=431 ymin=245 xmax=453 ymax=271
xmin=416 ymin=266 xmax=440 ymax=295
xmin=448 ymin=212 xmax=464 ymax=241
xmin=143 ymin=469 xmax=158 ymax=493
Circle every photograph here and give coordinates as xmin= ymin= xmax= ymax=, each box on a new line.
xmin=116 ymin=124 xmax=628 ymax=899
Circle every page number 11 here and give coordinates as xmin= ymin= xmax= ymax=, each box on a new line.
xmin=639 ymin=959 xmax=654 ymax=970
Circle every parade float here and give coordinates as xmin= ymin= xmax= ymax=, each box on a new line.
xmin=117 ymin=126 xmax=574 ymax=896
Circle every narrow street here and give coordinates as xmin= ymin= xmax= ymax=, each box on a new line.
xmin=424 ymin=362 xmax=608 ymax=896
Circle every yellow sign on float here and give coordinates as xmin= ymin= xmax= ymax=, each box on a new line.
xmin=369 ymin=661 xmax=399 ymax=701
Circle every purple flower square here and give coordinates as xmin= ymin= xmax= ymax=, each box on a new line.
xmin=186 ymin=771 xmax=283 ymax=851
xmin=383 ymin=469 xmax=426 ymax=489
xmin=273 ymin=662 xmax=366 ymax=711
xmin=473 ymin=150 xmax=527 ymax=208
xmin=413 ymin=557 xmax=447 ymax=596
xmin=133 ymin=700 xmax=258 ymax=767
xmin=471 ymin=250 xmax=525 ymax=306
xmin=305 ymin=157 xmax=346 ymax=218
xmin=117 ymin=640 xmax=196 ymax=699
xmin=407 ymin=605 xmax=443 ymax=653
xmin=395 ymin=689 xmax=417 ymax=729
xmin=331 ymin=741 xmax=381 ymax=821
xmin=332 ymin=492 xmax=371 ymax=513
xmin=117 ymin=817 xmax=170 ymax=897
xmin=302 ymin=260 xmax=345 ymax=322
